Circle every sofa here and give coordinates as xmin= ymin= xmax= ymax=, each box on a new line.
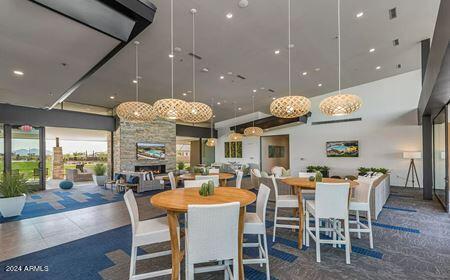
xmin=115 ymin=171 xmax=164 ymax=193
xmin=66 ymin=169 xmax=93 ymax=182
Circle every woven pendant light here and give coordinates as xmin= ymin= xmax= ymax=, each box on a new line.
xmin=270 ymin=0 xmax=311 ymax=119
xmin=228 ymin=103 xmax=243 ymax=141
xmin=116 ymin=41 xmax=155 ymax=123
xmin=319 ymin=0 xmax=362 ymax=116
xmin=153 ymin=0 xmax=188 ymax=120
xmin=244 ymin=95 xmax=264 ymax=137
xmin=182 ymin=9 xmax=213 ymax=123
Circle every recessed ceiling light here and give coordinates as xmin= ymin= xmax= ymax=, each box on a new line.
xmin=369 ymin=48 xmax=375 ymax=53
xmin=272 ymin=97 xmax=276 ymax=100
xmin=253 ymin=89 xmax=257 ymax=93
xmin=132 ymin=80 xmax=137 ymax=84
xmin=168 ymin=54 xmax=174 ymax=58
xmin=318 ymin=83 xmax=322 ymax=87
xmin=110 ymin=95 xmax=115 ymax=99
xmin=314 ymin=68 xmax=320 ymax=72
xmin=217 ymin=101 xmax=221 ymax=105
xmin=182 ymin=92 xmax=187 ymax=96
xmin=274 ymin=49 xmax=280 ymax=55
xmin=220 ymin=75 xmax=225 ymax=79
xmin=376 ymin=66 xmax=381 ymax=70
xmin=13 ymin=70 xmax=24 ymax=76
xmin=356 ymin=12 xmax=364 ymax=18
xmin=202 ymin=67 xmax=209 ymax=72
xmin=302 ymin=72 xmax=308 ymax=76
xmin=213 ymin=115 xmax=216 ymax=118
xmin=226 ymin=13 xmax=233 ymax=19
xmin=238 ymin=107 xmax=242 ymax=111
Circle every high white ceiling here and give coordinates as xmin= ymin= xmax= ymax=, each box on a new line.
xmin=0 ymin=0 xmax=440 ymax=121
xmin=0 ymin=0 xmax=119 ymax=108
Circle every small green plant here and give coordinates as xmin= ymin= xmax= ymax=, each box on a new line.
xmin=93 ymin=163 xmax=106 ymax=176
xmin=358 ymin=167 xmax=388 ymax=176
xmin=315 ymin=171 xmax=323 ymax=182
xmin=177 ymin=162 xmax=185 ymax=170
xmin=307 ymin=166 xmax=330 ymax=177
xmin=0 ymin=172 xmax=29 ymax=198
xmin=199 ymin=180 xmax=215 ymax=196
xmin=193 ymin=167 xmax=203 ymax=174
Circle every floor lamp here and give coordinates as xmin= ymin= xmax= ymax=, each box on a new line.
xmin=403 ymin=151 xmax=421 ymax=188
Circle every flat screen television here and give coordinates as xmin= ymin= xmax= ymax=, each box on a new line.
xmin=136 ymin=143 xmax=166 ymax=160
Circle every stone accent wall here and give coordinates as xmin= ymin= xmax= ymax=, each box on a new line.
xmin=52 ymin=146 xmax=64 ymax=179
xmin=113 ymin=119 xmax=176 ymax=173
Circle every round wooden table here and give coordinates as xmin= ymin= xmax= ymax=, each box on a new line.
xmin=151 ymin=187 xmax=256 ymax=280
xmin=179 ymin=172 xmax=235 ymax=187
xmin=280 ymin=177 xmax=359 ymax=248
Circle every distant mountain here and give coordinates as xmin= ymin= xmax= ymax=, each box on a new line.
xmin=12 ymin=148 xmax=52 ymax=156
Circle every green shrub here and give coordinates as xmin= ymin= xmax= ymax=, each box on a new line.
xmin=177 ymin=162 xmax=185 ymax=170
xmin=358 ymin=167 xmax=388 ymax=176
xmin=306 ymin=166 xmax=330 ymax=177
xmin=0 ymin=172 xmax=29 ymax=198
xmin=93 ymin=163 xmax=106 ymax=176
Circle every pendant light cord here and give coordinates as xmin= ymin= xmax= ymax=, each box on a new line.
xmin=135 ymin=42 xmax=139 ymax=101
xmin=192 ymin=9 xmax=196 ymax=102
xmin=234 ymin=102 xmax=237 ymax=132
xmin=288 ymin=0 xmax=291 ymax=96
xmin=210 ymin=98 xmax=214 ymax=137
xmin=252 ymin=94 xmax=255 ymax=127
xmin=170 ymin=0 xmax=174 ymax=99
xmin=338 ymin=0 xmax=341 ymax=94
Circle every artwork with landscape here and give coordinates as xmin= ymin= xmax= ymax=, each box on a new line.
xmin=326 ymin=141 xmax=359 ymax=157
xmin=136 ymin=143 xmax=166 ymax=160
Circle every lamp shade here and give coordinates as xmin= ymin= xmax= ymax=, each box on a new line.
xmin=402 ymin=151 xmax=421 ymax=159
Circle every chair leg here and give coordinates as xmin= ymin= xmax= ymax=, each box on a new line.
xmin=129 ymin=246 xmax=137 ymax=279
xmin=272 ymin=206 xmax=278 ymax=242
xmin=332 ymin=219 xmax=337 ymax=248
xmin=188 ymin=264 xmax=195 ymax=280
xmin=263 ymin=232 xmax=270 ymax=280
xmin=315 ymin=217 xmax=321 ymax=263
xmin=356 ymin=210 xmax=361 ymax=239
xmin=344 ymin=218 xmax=351 ymax=264
xmin=258 ymin=234 xmax=263 ymax=267
xmin=367 ymin=210 xmax=374 ymax=249
xmin=233 ymin=258 xmax=239 ymax=280
xmin=305 ymin=210 xmax=310 ymax=247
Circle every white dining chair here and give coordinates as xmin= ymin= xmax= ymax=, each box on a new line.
xmin=236 ymin=171 xmax=244 ymax=188
xmin=184 ymin=179 xmax=210 ymax=188
xmin=124 ymin=190 xmax=176 ymax=279
xmin=251 ymin=169 xmax=262 ymax=189
xmin=195 ymin=175 xmax=220 ymax=187
xmin=243 ymin=184 xmax=271 ymax=279
xmin=209 ymin=168 xmax=220 ymax=174
xmin=271 ymin=175 xmax=299 ymax=242
xmin=271 ymin=166 xmax=285 ymax=178
xmin=185 ymin=202 xmax=240 ymax=280
xmin=305 ymin=182 xmax=351 ymax=264
xmin=349 ymin=177 xmax=374 ymax=248
xmin=168 ymin=172 xmax=177 ymax=190
xmin=298 ymin=172 xmax=317 ymax=197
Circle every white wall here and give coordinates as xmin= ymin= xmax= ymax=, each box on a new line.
xmin=215 ymin=70 xmax=423 ymax=186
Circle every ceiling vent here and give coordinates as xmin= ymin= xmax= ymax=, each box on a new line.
xmin=311 ymin=117 xmax=362 ymax=126
xmin=389 ymin=8 xmax=397 ymax=19
xmin=268 ymin=89 xmax=275 ymax=93
xmin=236 ymin=74 xmax=246 ymax=80
xmin=188 ymin=52 xmax=202 ymax=60
xmin=393 ymin=38 xmax=400 ymax=46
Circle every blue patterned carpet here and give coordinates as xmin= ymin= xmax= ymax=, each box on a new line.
xmin=0 ymin=187 xmax=449 ymax=279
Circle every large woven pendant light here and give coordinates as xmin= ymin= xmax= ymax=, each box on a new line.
xmin=270 ymin=0 xmax=311 ymax=119
xmin=153 ymin=0 xmax=188 ymax=120
xmin=116 ymin=41 xmax=155 ymax=122
xmin=319 ymin=0 xmax=362 ymax=116
xmin=182 ymin=8 xmax=213 ymax=123
xmin=244 ymin=94 xmax=264 ymax=137
xmin=228 ymin=103 xmax=243 ymax=141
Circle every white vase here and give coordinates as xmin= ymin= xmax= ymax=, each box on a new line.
xmin=0 ymin=194 xmax=26 ymax=218
xmin=94 ymin=175 xmax=107 ymax=186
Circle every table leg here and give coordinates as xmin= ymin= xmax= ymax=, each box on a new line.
xmin=238 ymin=206 xmax=245 ymax=280
xmin=167 ymin=211 xmax=181 ymax=280
xmin=296 ymin=188 xmax=304 ymax=249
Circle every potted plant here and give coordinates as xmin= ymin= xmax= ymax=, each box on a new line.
xmin=0 ymin=172 xmax=28 ymax=217
xmin=93 ymin=163 xmax=107 ymax=186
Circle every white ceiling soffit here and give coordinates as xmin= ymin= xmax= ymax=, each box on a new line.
xmin=0 ymin=0 xmax=119 ymax=109
xmin=45 ymin=126 xmax=108 ymax=141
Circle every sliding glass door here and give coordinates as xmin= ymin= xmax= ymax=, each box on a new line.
xmin=433 ymin=107 xmax=448 ymax=212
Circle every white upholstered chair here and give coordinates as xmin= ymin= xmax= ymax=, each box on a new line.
xmin=271 ymin=175 xmax=299 ymax=242
xmin=209 ymin=168 xmax=220 ymax=174
xmin=168 ymin=172 xmax=177 ymax=190
xmin=195 ymin=175 xmax=220 ymax=187
xmin=236 ymin=171 xmax=244 ymax=188
xmin=185 ymin=202 xmax=240 ymax=279
xmin=184 ymin=179 xmax=210 ymax=188
xmin=271 ymin=166 xmax=285 ymax=178
xmin=251 ymin=169 xmax=262 ymax=189
xmin=124 ymin=190 xmax=176 ymax=279
xmin=349 ymin=177 xmax=374 ymax=248
xmin=305 ymin=183 xmax=351 ymax=264
xmin=243 ymin=184 xmax=271 ymax=279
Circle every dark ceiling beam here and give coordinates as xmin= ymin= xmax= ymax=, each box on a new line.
xmin=29 ymin=0 xmax=157 ymax=109
xmin=176 ymin=124 xmax=218 ymax=139
xmin=418 ymin=0 xmax=450 ymax=120
xmin=233 ymin=114 xmax=310 ymax=134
